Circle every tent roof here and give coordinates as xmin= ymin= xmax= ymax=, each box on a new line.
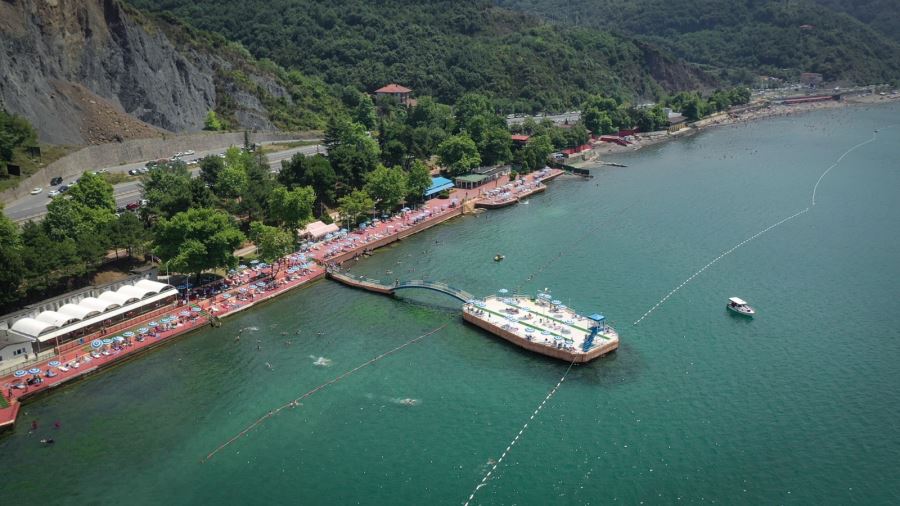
xmin=10 ymin=318 xmax=57 ymax=338
xmin=425 ymin=176 xmax=454 ymax=196
xmin=455 ymin=174 xmax=488 ymax=183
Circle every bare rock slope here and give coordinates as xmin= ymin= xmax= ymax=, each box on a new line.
xmin=0 ymin=0 xmax=288 ymax=145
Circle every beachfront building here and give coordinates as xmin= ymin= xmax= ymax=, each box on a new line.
xmin=454 ymin=165 xmax=511 ymax=190
xmin=0 ymin=278 xmax=178 ymax=358
xmin=0 ymin=331 xmax=34 ymax=365
xmin=374 ymin=83 xmax=413 ymax=106
xmin=424 ymin=176 xmax=454 ymax=199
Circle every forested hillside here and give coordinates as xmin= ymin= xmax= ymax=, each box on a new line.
xmin=127 ymin=0 xmax=713 ymax=112
xmin=495 ymin=0 xmax=900 ymax=84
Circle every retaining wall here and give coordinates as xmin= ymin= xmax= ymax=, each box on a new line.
xmin=2 ymin=130 xmax=318 ymax=203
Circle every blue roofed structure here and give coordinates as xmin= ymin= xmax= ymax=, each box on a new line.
xmin=424 ymin=176 xmax=454 ymax=198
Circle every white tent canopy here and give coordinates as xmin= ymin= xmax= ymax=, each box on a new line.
xmin=35 ymin=310 xmax=79 ymax=328
xmin=57 ymin=303 xmax=101 ymax=321
xmin=300 ymin=221 xmax=340 ymax=240
xmin=11 ymin=317 xmax=58 ymax=337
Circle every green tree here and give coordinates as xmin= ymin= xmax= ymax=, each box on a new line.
xmin=353 ymin=93 xmax=377 ymax=130
xmin=521 ymin=135 xmax=554 ymax=172
xmin=337 ymin=189 xmax=375 ymax=227
xmin=405 ymin=160 xmax=433 ymax=203
xmin=141 ymin=162 xmax=195 ymax=220
xmin=437 ymin=133 xmax=481 ymax=175
xmin=326 ymin=118 xmax=381 ymax=188
xmin=249 ymin=221 xmax=294 ymax=270
xmin=479 ymin=124 xmax=512 ymax=166
xmin=67 ymin=172 xmax=115 ymax=212
xmin=268 ymin=185 xmax=316 ymax=231
xmin=153 ymin=208 xmax=245 ymax=282
xmin=215 ymin=165 xmax=249 ymax=200
xmin=204 ymin=110 xmax=224 ymax=131
xmin=364 ymin=165 xmax=408 ymax=211
xmin=200 ymin=155 xmax=226 ymax=186
xmin=0 ymin=205 xmax=23 ymax=306
xmin=0 ymin=109 xmax=36 ymax=163
xmin=44 ymin=194 xmax=115 ymax=244
xmin=107 ymin=212 xmax=147 ymax=260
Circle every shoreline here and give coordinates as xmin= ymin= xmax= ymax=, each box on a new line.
xmin=567 ymin=94 xmax=899 ymax=167
xmin=0 ymin=168 xmax=565 ymax=431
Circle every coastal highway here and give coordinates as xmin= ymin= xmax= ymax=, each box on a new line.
xmin=3 ymin=143 xmax=324 ymax=223
xmin=506 ymin=111 xmax=581 ymax=127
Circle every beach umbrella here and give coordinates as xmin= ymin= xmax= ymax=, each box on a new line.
xmin=191 ymin=307 xmax=202 ymax=312
xmin=554 ymin=334 xmax=562 ymax=340
xmin=28 ymin=368 xmax=41 ymax=375
xmin=179 ymin=310 xmax=190 ymax=317
xmin=148 ymin=321 xmax=159 ymax=327
xmin=239 ymin=287 xmax=247 ymax=293
xmin=558 ymin=305 xmax=567 ymax=310
xmin=113 ymin=336 xmax=125 ymax=343
xmin=551 ymin=299 xmax=562 ymax=305
xmin=238 ymin=264 xmax=248 ymax=270
xmin=250 ymin=259 xmax=260 ymax=264
xmin=541 ymin=330 xmax=551 ymax=336
xmin=48 ymin=360 xmax=61 ymax=368
xmin=122 ymin=331 xmax=135 ymax=337
xmin=564 ymin=319 xmax=575 ymax=325
xmin=228 ymin=269 xmax=236 ymax=274
xmin=222 ymin=293 xmax=232 ymax=299
xmin=138 ymin=328 xmax=149 ymax=334
xmin=91 ymin=339 xmax=103 ymax=349
xmin=256 ymin=281 xmax=266 ymax=287
xmin=102 ymin=338 xmax=113 ymax=345
xmin=525 ymin=327 xmax=535 ymax=333
xmin=13 ymin=370 xmax=26 ymax=378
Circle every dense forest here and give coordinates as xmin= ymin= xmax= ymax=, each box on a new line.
xmin=495 ymin=0 xmax=900 ymax=84
xmin=127 ymin=0 xmax=712 ymax=113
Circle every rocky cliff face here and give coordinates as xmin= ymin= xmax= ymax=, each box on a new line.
xmin=0 ymin=0 xmax=286 ymax=145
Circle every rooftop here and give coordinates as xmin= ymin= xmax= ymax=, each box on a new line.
xmin=375 ymin=83 xmax=412 ymax=94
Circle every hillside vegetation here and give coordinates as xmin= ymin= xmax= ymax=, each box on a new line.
xmin=128 ymin=0 xmax=713 ymax=112
xmin=495 ymin=0 xmax=900 ymax=85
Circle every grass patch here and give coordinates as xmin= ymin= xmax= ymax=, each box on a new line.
xmin=259 ymin=140 xmax=319 ymax=154
xmin=0 ymin=394 xmax=8 ymax=408
xmin=101 ymin=172 xmax=138 ymax=185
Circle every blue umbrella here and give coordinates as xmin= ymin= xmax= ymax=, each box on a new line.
xmin=191 ymin=307 xmax=202 ymax=312
xmin=222 ymin=293 xmax=232 ymax=299
xmin=122 ymin=331 xmax=135 ymax=337
xmin=551 ymin=299 xmax=562 ymax=305
xmin=238 ymin=287 xmax=247 ymax=293
xmin=256 ymin=281 xmax=266 ymax=287
xmin=525 ymin=327 xmax=535 ymax=333
xmin=541 ymin=330 xmax=551 ymax=336
xmin=91 ymin=339 xmax=103 ymax=349
xmin=48 ymin=360 xmax=61 ymax=368
xmin=250 ymin=259 xmax=260 ymax=264
xmin=102 ymin=338 xmax=113 ymax=345
xmin=179 ymin=310 xmax=190 ymax=317
xmin=113 ymin=336 xmax=125 ymax=343
xmin=148 ymin=321 xmax=159 ymax=327
xmin=138 ymin=328 xmax=149 ymax=334
xmin=13 ymin=370 xmax=26 ymax=378
xmin=28 ymin=368 xmax=41 ymax=375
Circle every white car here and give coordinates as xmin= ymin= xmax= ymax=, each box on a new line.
xmin=30 ymin=187 xmax=42 ymax=195
xmin=185 ymin=149 xmax=195 ymax=155
xmin=48 ymin=190 xmax=60 ymax=198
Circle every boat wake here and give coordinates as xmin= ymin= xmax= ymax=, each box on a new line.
xmin=310 ymin=356 xmax=333 ymax=367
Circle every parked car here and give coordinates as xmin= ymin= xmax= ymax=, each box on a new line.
xmin=129 ymin=169 xmax=140 ymax=175
xmin=139 ymin=199 xmax=149 ymax=206
xmin=126 ymin=202 xmax=141 ymax=211
xmin=30 ymin=187 xmax=42 ymax=195
xmin=116 ymin=206 xmax=127 ymax=214
xmin=48 ymin=190 xmax=60 ymax=198
xmin=58 ymin=185 xmax=69 ymax=193
xmin=50 ymin=176 xmax=63 ymax=186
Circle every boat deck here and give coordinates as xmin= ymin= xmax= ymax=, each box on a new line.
xmin=463 ymin=295 xmax=618 ymax=363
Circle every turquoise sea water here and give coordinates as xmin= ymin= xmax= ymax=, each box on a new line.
xmin=3 ymin=104 xmax=899 ymax=505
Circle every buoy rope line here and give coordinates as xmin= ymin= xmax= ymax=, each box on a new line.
xmin=463 ymin=359 xmax=576 ymax=506
xmin=632 ymin=207 xmax=809 ymax=325
xmin=203 ymin=323 xmax=449 ymax=462
xmin=634 ymin=128 xmax=889 ymax=326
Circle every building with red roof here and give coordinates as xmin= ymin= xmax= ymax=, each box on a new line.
xmin=375 ymin=84 xmax=413 ymax=105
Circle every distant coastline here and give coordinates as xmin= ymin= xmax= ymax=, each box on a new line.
xmin=568 ymin=94 xmax=900 ymax=167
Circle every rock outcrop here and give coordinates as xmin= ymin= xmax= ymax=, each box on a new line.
xmin=0 ymin=0 xmax=288 ymax=145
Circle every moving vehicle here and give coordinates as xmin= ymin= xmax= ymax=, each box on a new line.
xmin=50 ymin=176 xmax=63 ymax=186
xmin=30 ymin=187 xmax=42 ymax=195
xmin=726 ymin=297 xmax=756 ymax=316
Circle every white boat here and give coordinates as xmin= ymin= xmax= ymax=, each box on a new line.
xmin=727 ymin=297 xmax=755 ymax=316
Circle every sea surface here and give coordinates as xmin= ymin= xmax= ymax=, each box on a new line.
xmin=3 ymin=103 xmax=899 ymax=505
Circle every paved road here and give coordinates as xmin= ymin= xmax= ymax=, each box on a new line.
xmin=506 ymin=111 xmax=581 ymax=127
xmin=4 ymin=143 xmax=324 ymax=222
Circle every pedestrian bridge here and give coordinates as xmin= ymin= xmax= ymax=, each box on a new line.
xmin=326 ymin=269 xmax=474 ymax=303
